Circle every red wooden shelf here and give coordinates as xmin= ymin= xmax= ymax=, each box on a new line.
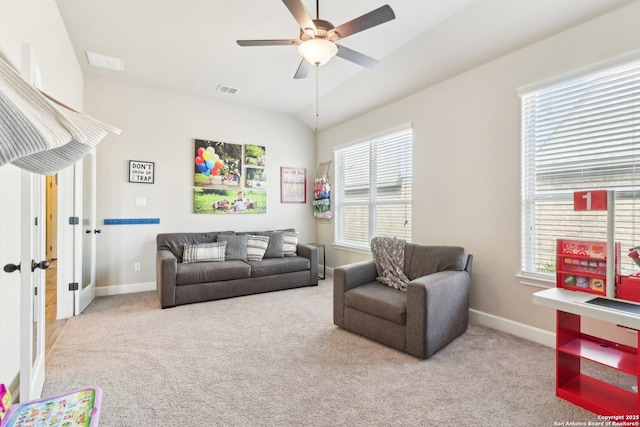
xmin=555 ymin=310 xmax=640 ymax=416
xmin=558 ymin=337 xmax=637 ymax=375
xmin=557 ymin=375 xmax=638 ymax=416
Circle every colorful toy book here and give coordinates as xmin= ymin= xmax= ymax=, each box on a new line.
xmin=0 ymin=384 xmax=12 ymax=421
xmin=0 ymin=386 xmax=102 ymax=427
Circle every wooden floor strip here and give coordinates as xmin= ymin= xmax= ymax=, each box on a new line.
xmin=46 ymin=264 xmax=66 ymax=353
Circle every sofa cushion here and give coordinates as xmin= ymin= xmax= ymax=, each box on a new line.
xmin=176 ymin=260 xmax=251 ymax=285
xmin=344 ymin=282 xmax=407 ymax=325
xmin=183 ymin=241 xmax=226 ymax=263
xmin=239 ymin=229 xmax=297 ymax=258
xmin=247 ymin=234 xmax=269 ymax=261
xmin=217 ymin=234 xmax=248 ymax=261
xmin=404 ymin=244 xmax=468 ymax=281
xmin=261 ymin=231 xmax=285 ymax=258
xmin=282 ymin=231 xmax=299 ymax=256
xmin=246 ymin=256 xmax=310 ymax=278
xmin=157 ymin=231 xmax=235 ymax=262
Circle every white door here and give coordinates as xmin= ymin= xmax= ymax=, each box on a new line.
xmin=76 ymin=150 xmax=97 ymax=314
xmin=17 ymin=42 xmax=47 ymax=401
xmin=19 ymin=170 xmax=47 ymax=401
xmin=56 ymin=149 xmax=98 ymax=318
xmin=0 ymin=165 xmax=23 ymax=396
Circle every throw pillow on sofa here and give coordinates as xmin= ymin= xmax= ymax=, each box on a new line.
xmin=182 ymin=241 xmax=227 ymax=263
xmin=247 ymin=234 xmax=270 ymax=261
xmin=217 ymin=234 xmax=248 ymax=261
xmin=257 ymin=231 xmax=285 ymax=258
xmin=283 ymin=231 xmax=299 ymax=256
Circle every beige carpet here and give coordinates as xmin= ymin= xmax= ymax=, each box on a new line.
xmin=43 ymin=279 xmax=615 ymax=426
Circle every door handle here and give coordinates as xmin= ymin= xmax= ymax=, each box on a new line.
xmin=31 ymin=260 xmax=50 ymax=272
xmin=3 ymin=262 xmax=20 ymax=273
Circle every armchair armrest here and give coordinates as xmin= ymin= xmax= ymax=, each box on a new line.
xmin=296 ymin=243 xmax=319 ymax=286
xmin=333 ymin=260 xmax=378 ymax=327
xmin=406 ymin=270 xmax=471 ymax=358
xmin=156 ymin=249 xmax=178 ymax=308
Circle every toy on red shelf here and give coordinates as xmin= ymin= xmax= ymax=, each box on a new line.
xmin=628 ymin=246 xmax=640 ymax=269
xmin=555 ymin=239 xmax=620 ymax=296
xmin=616 ymin=246 xmax=640 ymax=303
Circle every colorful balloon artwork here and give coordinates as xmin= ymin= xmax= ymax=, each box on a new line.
xmin=195 ymin=146 xmax=225 ymax=177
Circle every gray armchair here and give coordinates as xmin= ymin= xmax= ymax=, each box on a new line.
xmin=333 ymin=244 xmax=473 ymax=359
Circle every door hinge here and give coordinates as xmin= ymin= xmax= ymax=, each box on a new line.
xmin=68 ymin=282 xmax=79 ymax=291
xmin=69 ymin=216 xmax=79 ymax=225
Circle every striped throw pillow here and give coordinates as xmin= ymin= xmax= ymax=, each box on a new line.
xmin=283 ymin=231 xmax=299 ymax=256
xmin=182 ymin=241 xmax=226 ymax=263
xmin=247 ymin=234 xmax=270 ymax=261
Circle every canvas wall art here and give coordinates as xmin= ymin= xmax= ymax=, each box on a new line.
xmin=193 ymin=140 xmax=267 ymax=214
xmin=244 ymin=144 xmax=266 ymax=189
xmin=194 ymin=139 xmax=242 ymax=189
xmin=194 ymin=188 xmax=267 ymax=214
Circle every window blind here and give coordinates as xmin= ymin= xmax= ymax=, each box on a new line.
xmin=334 ymin=127 xmax=412 ymax=249
xmin=520 ymin=58 xmax=640 ymax=276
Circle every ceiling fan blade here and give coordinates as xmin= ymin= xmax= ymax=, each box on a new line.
xmin=294 ymin=59 xmax=312 ymax=79
xmin=330 ymin=5 xmax=395 ymax=40
xmin=336 ymin=45 xmax=379 ymax=69
xmin=237 ymin=39 xmax=300 ymax=47
xmin=282 ymin=0 xmax=317 ymax=34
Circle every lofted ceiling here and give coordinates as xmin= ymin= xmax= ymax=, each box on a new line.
xmin=55 ymin=0 xmax=635 ymax=131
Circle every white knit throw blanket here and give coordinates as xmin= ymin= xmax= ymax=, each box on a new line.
xmin=0 ymin=56 xmax=120 ymax=175
xmin=371 ymin=236 xmax=410 ymax=291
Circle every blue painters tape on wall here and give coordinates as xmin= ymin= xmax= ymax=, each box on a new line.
xmin=103 ymin=218 xmax=160 ymax=225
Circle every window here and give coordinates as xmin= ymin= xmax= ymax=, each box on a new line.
xmin=334 ymin=126 xmax=412 ymax=250
xmin=520 ymin=57 xmax=640 ymax=279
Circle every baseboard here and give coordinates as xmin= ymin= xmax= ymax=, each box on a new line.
xmin=469 ymin=308 xmax=555 ymax=348
xmin=96 ymin=281 xmax=157 ymax=297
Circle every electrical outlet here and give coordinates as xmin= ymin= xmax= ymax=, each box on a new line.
xmin=134 ymin=262 xmax=141 ymax=272
xmin=135 ymin=197 xmax=146 ymax=207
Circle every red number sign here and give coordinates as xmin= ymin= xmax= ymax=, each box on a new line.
xmin=573 ymin=190 xmax=607 ymax=211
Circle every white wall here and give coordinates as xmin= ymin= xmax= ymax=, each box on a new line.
xmin=0 ymin=2 xmax=83 ymax=110
xmin=317 ymin=2 xmax=640 ymax=336
xmin=83 ymin=77 xmax=317 ymax=291
xmin=0 ymin=0 xmax=82 ymax=396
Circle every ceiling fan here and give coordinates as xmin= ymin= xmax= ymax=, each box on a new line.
xmin=237 ymin=0 xmax=396 ymax=79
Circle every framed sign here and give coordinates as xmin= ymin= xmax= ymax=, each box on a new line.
xmin=280 ymin=166 xmax=306 ymax=203
xmin=129 ymin=160 xmax=155 ymax=184
xmin=573 ymin=190 xmax=607 ymax=211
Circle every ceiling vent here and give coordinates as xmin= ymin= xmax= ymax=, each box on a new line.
xmin=216 ymin=85 xmax=240 ymax=95
xmin=86 ymin=51 xmax=124 ymax=71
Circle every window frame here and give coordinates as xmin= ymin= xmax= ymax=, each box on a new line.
xmin=518 ymin=53 xmax=640 ymax=284
xmin=333 ymin=125 xmax=412 ymax=251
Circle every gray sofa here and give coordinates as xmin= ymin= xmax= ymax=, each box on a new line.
xmin=334 ymin=244 xmax=472 ymax=359
xmin=156 ymin=230 xmax=318 ymax=308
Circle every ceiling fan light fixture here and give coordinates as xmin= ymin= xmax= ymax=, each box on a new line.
xmin=298 ymin=39 xmax=337 ymax=66
xmin=303 ymin=27 xmax=317 ymax=38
